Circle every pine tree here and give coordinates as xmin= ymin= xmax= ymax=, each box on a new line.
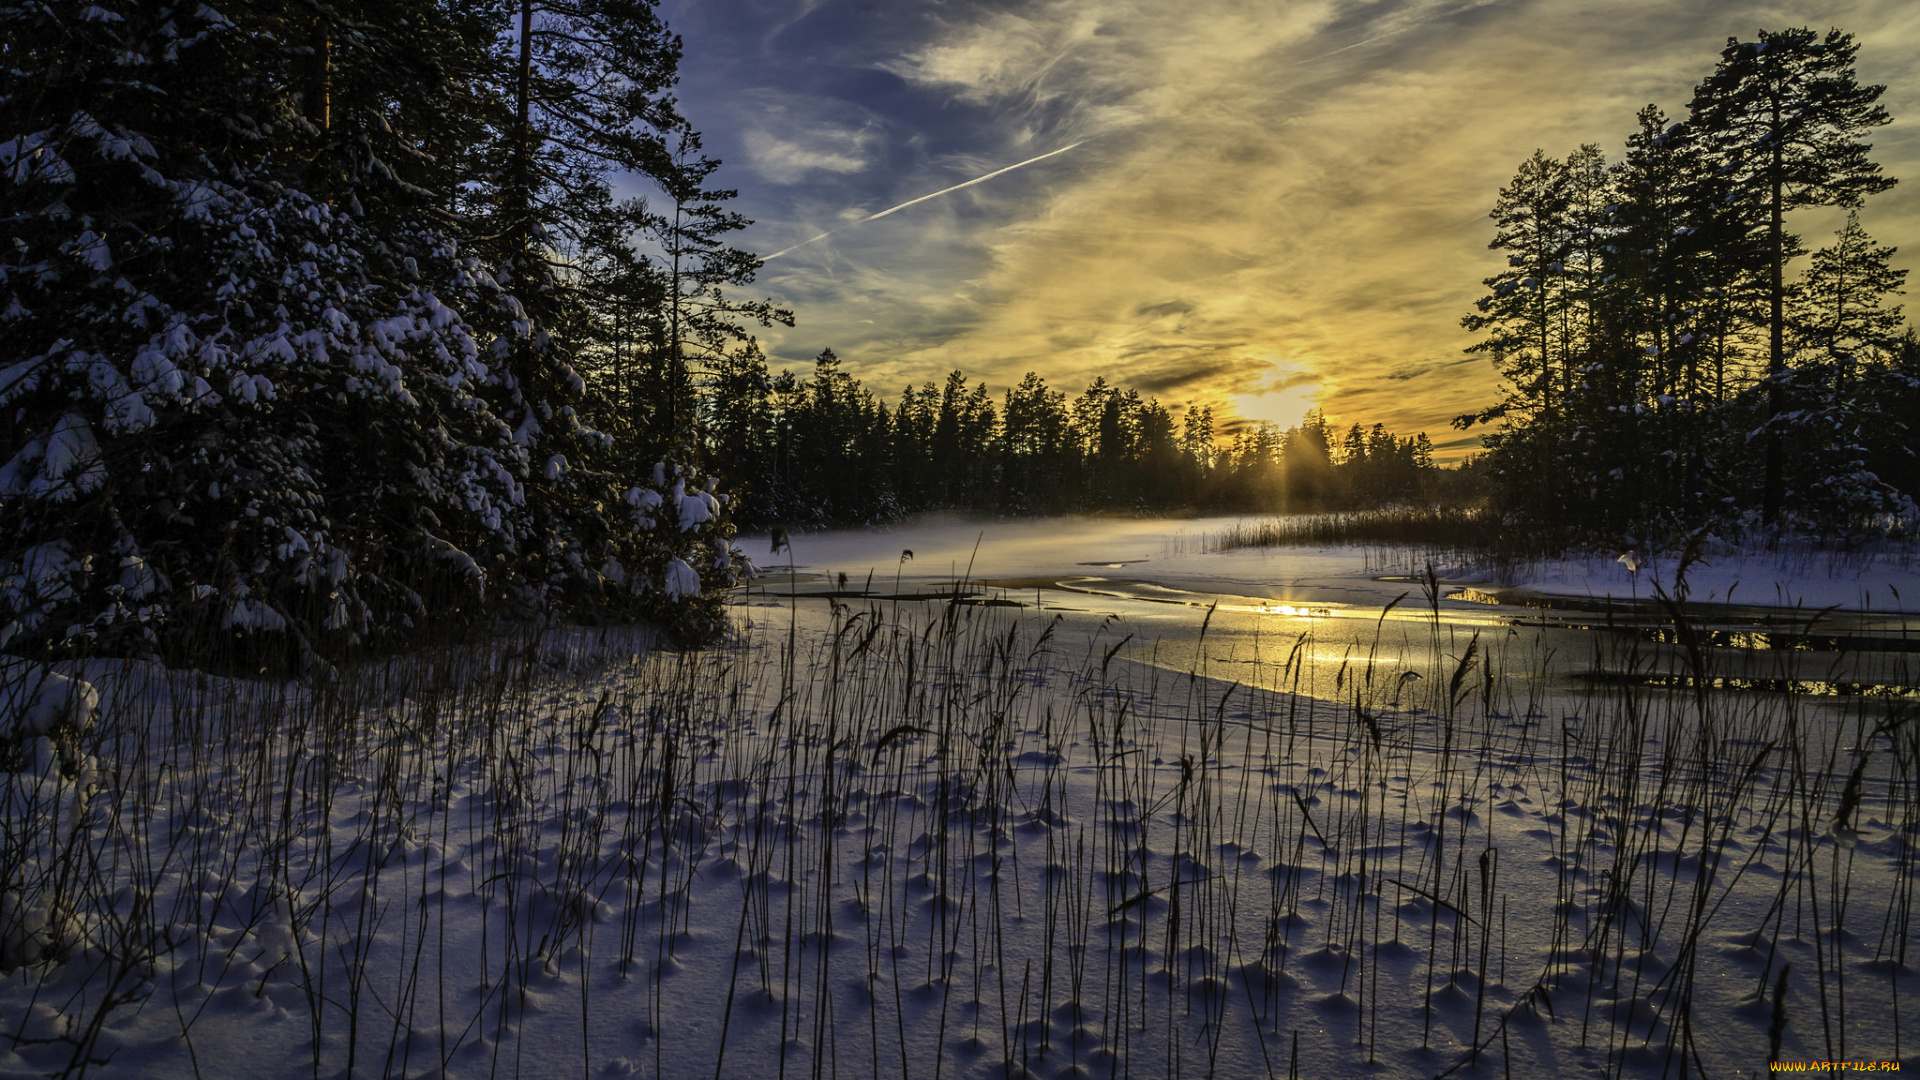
xmin=1279 ymin=411 xmax=1332 ymax=507
xmin=638 ymin=127 xmax=792 ymax=459
xmin=1179 ymin=403 xmax=1215 ymax=477
xmin=1462 ymin=150 xmax=1577 ymax=426
xmin=497 ymin=0 xmax=683 ymax=244
xmin=703 ymin=340 xmax=783 ymax=524
xmin=1780 ymin=213 xmax=1911 ymax=532
xmin=1002 ymin=373 xmax=1072 ymax=511
xmin=1790 ymin=211 xmax=1906 ymax=381
xmin=1458 ymin=27 xmax=1909 ymax=543
xmin=1687 ymin=28 xmax=1895 ymax=524
xmin=0 ymin=0 xmax=543 ymax=660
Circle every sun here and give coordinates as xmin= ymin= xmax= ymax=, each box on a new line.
xmin=1226 ymin=360 xmax=1324 ymax=429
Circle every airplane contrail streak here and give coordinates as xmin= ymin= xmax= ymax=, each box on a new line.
xmin=761 ymin=140 xmax=1087 ymax=262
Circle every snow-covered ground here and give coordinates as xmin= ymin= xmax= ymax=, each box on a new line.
xmin=1497 ymin=545 xmax=1920 ymax=614
xmin=3 ymin=517 xmax=1916 ymax=1079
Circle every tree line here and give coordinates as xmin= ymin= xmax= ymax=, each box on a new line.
xmin=1459 ymin=27 xmax=1917 ymax=546
xmin=688 ymin=347 xmax=1445 ymax=529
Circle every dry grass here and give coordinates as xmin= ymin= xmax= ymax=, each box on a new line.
xmin=1 ymin=587 xmax=1915 ymax=1077
xmin=1206 ymin=508 xmax=1506 ymax=558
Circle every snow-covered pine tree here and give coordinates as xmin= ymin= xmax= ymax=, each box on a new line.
xmin=0 ymin=0 xmax=744 ymax=664
xmin=459 ymin=0 xmax=777 ymax=640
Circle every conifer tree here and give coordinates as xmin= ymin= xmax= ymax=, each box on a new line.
xmin=1001 ymin=373 xmax=1072 ymax=511
xmin=1687 ymin=28 xmax=1895 ymax=523
xmin=1279 ymin=411 xmax=1333 ymax=506
xmin=638 ymin=127 xmax=792 ymax=460
xmin=1790 ymin=211 xmax=1906 ymax=382
xmin=1780 ymin=214 xmax=1911 ymax=531
xmin=1462 ymin=150 xmax=1576 ymax=426
xmin=1180 ymin=403 xmax=1215 ymax=476
xmin=0 ymin=0 xmax=544 ymax=659
xmin=1457 ymin=25 xmax=1909 ymax=543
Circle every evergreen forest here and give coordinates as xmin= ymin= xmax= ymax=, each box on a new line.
xmin=2 ymin=0 xmax=775 ymax=660
xmin=702 ymin=352 xmax=1447 ymax=529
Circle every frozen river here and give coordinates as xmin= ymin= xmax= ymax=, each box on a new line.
xmin=739 ymin=513 xmax=1920 ymax=701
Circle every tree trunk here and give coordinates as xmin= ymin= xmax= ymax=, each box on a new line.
xmin=512 ymin=0 xmax=533 ymax=222
xmin=669 ymin=197 xmax=683 ymax=448
xmin=1763 ymin=134 xmax=1785 ymax=526
xmin=305 ymin=23 xmax=330 ymax=131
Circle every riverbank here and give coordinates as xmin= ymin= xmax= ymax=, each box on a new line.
xmin=1491 ymin=543 xmax=1920 ymax=614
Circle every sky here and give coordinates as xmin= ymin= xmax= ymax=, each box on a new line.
xmin=652 ymin=0 xmax=1920 ymax=457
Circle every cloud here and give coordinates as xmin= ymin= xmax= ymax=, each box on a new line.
xmin=878 ymin=5 xmax=1104 ymax=110
xmin=734 ymin=92 xmax=883 ymax=183
xmin=1123 ymin=352 xmax=1270 ymax=395
xmin=744 ymin=127 xmax=877 ymax=183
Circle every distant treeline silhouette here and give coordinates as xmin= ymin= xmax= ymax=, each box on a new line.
xmin=674 ymin=348 xmax=1460 ymax=529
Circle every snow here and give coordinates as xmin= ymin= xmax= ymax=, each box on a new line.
xmin=663 ymin=557 xmax=700 ymax=597
xmin=743 ymin=515 xmax=1920 ymax=615
xmin=117 ymin=554 xmax=158 ymax=600
xmin=0 ymin=436 xmax=44 ymax=496
xmin=220 ymin=597 xmax=288 ymax=632
xmin=68 ymin=230 xmax=111 ymax=272
xmin=2 ymin=520 xmax=1914 ymax=1078
xmin=85 ymin=357 xmax=156 ymax=431
xmin=131 ymin=344 xmax=187 ymax=398
xmin=1500 ymin=544 xmax=1920 ymax=613
xmin=0 ymin=659 xmax=97 ymax=740
xmin=37 ymin=411 xmax=107 ymax=498
xmin=0 ymin=131 xmax=50 ymax=170
xmin=7 ymin=541 xmax=82 ymax=612
xmin=745 ymin=513 xmax=1434 ymax=613
xmin=671 ymin=479 xmax=717 ymax=531
xmin=425 ymin=534 xmax=485 ymax=588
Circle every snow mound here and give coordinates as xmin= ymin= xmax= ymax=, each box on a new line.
xmin=0 ymin=659 xmax=99 ymax=743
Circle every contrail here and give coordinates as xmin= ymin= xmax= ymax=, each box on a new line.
xmin=1315 ymin=0 xmax=1509 ymax=60
xmin=761 ymin=140 xmax=1087 ymax=262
